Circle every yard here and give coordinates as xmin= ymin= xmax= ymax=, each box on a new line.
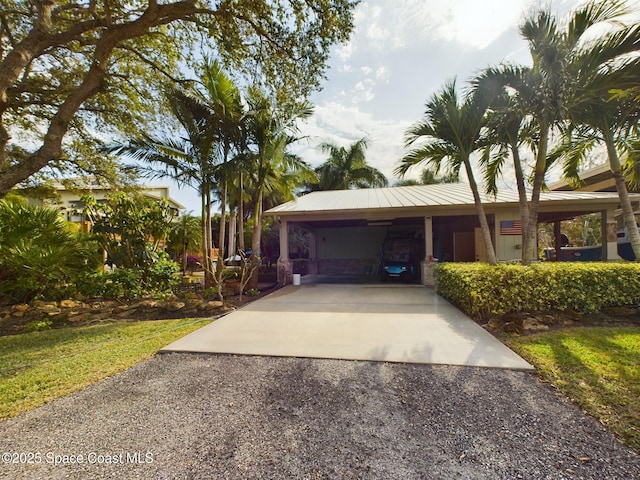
xmin=505 ymin=326 xmax=640 ymax=451
xmin=0 ymin=318 xmax=209 ymax=420
xmin=1 ymin=310 xmax=639 ymax=454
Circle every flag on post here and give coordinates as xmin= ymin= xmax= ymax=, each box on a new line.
xmin=500 ymin=220 xmax=522 ymax=235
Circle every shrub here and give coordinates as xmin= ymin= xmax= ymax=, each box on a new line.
xmin=76 ymin=257 xmax=180 ymax=300
xmin=24 ymin=319 xmax=54 ymax=333
xmin=0 ymin=199 xmax=101 ymax=304
xmin=435 ymin=262 xmax=640 ymax=319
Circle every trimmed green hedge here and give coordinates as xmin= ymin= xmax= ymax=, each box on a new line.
xmin=435 ymin=262 xmax=640 ymax=319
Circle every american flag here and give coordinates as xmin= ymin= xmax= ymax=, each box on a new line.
xmin=500 ymin=220 xmax=522 ymax=235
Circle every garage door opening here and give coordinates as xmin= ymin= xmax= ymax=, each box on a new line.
xmin=289 ymin=217 xmax=425 ymax=285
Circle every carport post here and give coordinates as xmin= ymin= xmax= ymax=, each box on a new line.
xmin=602 ymin=209 xmax=620 ymax=261
xmin=277 ymin=219 xmax=293 ymax=284
xmin=421 ymin=216 xmax=435 ymax=286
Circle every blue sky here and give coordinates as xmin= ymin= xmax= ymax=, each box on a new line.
xmin=168 ymin=0 xmax=629 ymax=212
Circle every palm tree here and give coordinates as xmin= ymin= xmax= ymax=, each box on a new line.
xmin=396 ymin=79 xmax=497 ymax=265
xmin=313 ymin=138 xmax=388 ymax=190
xmin=107 ymin=61 xmax=245 ymax=292
xmin=195 ymin=59 xmax=245 ymax=281
xmin=471 ymin=1 xmax=636 ymax=263
xmin=106 ymin=89 xmax=219 ymax=287
xmin=243 ymin=88 xmax=316 ymax=285
xmin=473 ymin=68 xmax=535 ymax=263
xmin=557 ymin=6 xmax=640 ymax=259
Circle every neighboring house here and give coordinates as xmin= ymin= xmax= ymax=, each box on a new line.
xmin=265 ymin=183 xmax=638 ymax=285
xmin=28 ymin=179 xmax=185 ymax=230
xmin=548 ymin=163 xmax=640 ymax=194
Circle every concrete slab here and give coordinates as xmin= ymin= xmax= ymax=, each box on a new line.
xmin=162 ymin=284 xmax=533 ymax=370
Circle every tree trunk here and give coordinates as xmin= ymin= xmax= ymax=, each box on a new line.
xmin=249 ymin=189 xmax=263 ymax=288
xmin=604 ymin=128 xmax=640 ymax=261
xmin=511 ymin=141 xmax=531 ymax=264
xmin=215 ymin=178 xmax=227 ymax=301
xmin=203 ymin=187 xmax=215 ymax=288
xmin=238 ymin=174 xmax=245 ymax=252
xmin=523 ymin=126 xmax=549 ymax=264
xmin=464 ymin=157 xmax=497 ymax=265
xmin=228 ymin=208 xmax=237 ymax=260
xmin=200 ymin=189 xmax=210 ymax=287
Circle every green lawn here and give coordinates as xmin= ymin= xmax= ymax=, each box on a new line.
xmin=505 ymin=327 xmax=640 ymax=451
xmin=0 ymin=318 xmax=210 ymax=420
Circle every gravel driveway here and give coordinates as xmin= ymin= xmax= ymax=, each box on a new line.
xmin=1 ymin=353 xmax=638 ymax=479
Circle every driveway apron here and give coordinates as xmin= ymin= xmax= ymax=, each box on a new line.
xmin=162 ymin=284 xmax=532 ymax=370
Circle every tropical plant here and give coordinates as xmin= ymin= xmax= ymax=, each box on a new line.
xmin=555 ymin=1 xmax=640 ymax=259
xmin=0 ymin=198 xmax=101 ymax=303
xmin=473 ymin=69 xmax=534 ymax=262
xmin=167 ymin=214 xmax=202 ymax=274
xmin=82 ymin=192 xmax=175 ymax=269
xmin=313 ymin=138 xmax=388 ymax=190
xmin=396 ymin=79 xmax=497 ymax=265
xmin=242 ymin=88 xmax=316 ymax=286
xmin=472 ymin=0 xmax=639 ymax=263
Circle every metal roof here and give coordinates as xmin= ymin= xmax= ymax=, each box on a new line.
xmin=266 ymin=183 xmax=630 ymax=218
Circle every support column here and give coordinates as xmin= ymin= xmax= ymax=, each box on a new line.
xmin=602 ymin=209 xmax=620 ymax=261
xmin=277 ymin=219 xmax=293 ymax=284
xmin=553 ymin=221 xmax=562 ymax=262
xmin=421 ymin=216 xmax=435 ymax=287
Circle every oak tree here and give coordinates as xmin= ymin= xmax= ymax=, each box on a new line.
xmin=0 ymin=0 xmax=356 ymax=197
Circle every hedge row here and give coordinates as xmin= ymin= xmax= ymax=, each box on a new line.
xmin=435 ymin=262 xmax=640 ymax=319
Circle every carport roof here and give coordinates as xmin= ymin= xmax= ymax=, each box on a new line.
xmin=266 ymin=183 xmax=634 ymax=220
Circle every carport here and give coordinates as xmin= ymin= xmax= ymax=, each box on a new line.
xmin=265 ymin=183 xmax=636 ymax=285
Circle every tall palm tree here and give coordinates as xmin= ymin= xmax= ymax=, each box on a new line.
xmin=314 ymin=138 xmax=388 ymax=190
xmin=472 ymin=0 xmax=636 ymax=263
xmin=106 ymin=89 xmax=219 ymax=287
xmin=473 ymin=68 xmax=535 ymax=263
xmin=558 ymin=8 xmax=640 ymax=259
xmin=243 ymin=88 xmax=315 ymax=284
xmin=107 ymin=61 xmax=245 ymax=292
xmin=191 ymin=59 xmax=246 ymax=284
xmin=396 ymin=79 xmax=497 ymax=265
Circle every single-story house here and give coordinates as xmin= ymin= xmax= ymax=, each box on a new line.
xmin=265 ymin=183 xmax=640 ymax=286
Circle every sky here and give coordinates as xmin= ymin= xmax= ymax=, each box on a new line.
xmin=168 ymin=0 xmax=618 ymax=212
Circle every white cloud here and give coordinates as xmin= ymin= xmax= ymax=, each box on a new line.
xmin=295 ymin=102 xmax=413 ymax=183
xmin=345 ymin=0 xmax=531 ymax=59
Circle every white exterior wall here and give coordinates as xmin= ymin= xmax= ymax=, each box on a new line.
xmin=494 ymin=211 xmax=525 ymax=262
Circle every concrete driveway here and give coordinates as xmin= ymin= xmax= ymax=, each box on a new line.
xmin=163 ymin=284 xmax=532 ymax=370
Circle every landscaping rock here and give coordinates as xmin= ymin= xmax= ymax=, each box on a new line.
xmin=163 ymin=301 xmax=185 ymax=312
xmin=35 ymin=302 xmax=60 ymax=313
xmin=59 ymin=299 xmax=81 ymax=309
xmin=522 ymin=318 xmax=550 ymax=332
xmin=116 ymin=309 xmax=138 ymax=318
xmin=201 ymin=301 xmax=224 ymax=311
xmin=136 ymin=300 xmax=159 ymax=310
xmin=184 ymin=299 xmax=203 ymax=309
xmin=68 ymin=313 xmax=92 ymax=323
xmin=503 ymin=322 xmax=521 ymax=334
xmin=602 ymin=306 xmax=637 ymax=316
